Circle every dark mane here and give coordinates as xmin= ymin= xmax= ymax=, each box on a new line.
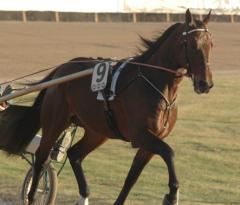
xmin=137 ymin=23 xmax=182 ymax=62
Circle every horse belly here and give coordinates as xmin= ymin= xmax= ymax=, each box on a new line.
xmin=67 ymin=79 xmax=122 ymax=138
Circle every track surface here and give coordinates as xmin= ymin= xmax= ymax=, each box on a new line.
xmin=0 ymin=22 xmax=239 ymax=82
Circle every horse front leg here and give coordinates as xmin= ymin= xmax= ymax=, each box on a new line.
xmin=114 ymin=148 xmax=153 ymax=205
xmin=142 ymin=131 xmax=179 ymax=205
xmin=67 ymin=130 xmax=107 ymax=205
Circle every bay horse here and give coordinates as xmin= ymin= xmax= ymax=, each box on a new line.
xmin=0 ymin=9 xmax=213 ymax=205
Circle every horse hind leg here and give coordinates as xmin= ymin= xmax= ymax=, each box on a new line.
xmin=27 ymin=98 xmax=71 ymax=204
xmin=27 ymin=134 xmax=59 ymax=204
xmin=67 ymin=130 xmax=107 ymax=205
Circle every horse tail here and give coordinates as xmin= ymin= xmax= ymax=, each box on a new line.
xmin=0 ymin=69 xmax=57 ymax=155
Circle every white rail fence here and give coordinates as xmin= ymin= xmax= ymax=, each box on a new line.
xmin=0 ymin=0 xmax=239 ymax=22
xmin=0 ymin=0 xmax=240 ymax=13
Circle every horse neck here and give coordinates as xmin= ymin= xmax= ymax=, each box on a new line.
xmin=141 ymin=27 xmax=184 ymax=101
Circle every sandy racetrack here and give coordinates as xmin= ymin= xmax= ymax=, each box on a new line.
xmin=0 ymin=22 xmax=239 ymax=83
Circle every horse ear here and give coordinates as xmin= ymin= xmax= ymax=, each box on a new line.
xmin=203 ymin=10 xmax=212 ymax=25
xmin=185 ymin=9 xmax=194 ymax=26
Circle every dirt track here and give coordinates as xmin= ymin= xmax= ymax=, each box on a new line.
xmin=0 ymin=22 xmax=239 ymax=82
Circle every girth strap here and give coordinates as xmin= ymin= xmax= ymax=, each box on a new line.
xmin=101 ymin=91 xmax=126 ymax=141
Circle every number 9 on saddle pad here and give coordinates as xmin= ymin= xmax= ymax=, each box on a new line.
xmin=91 ymin=62 xmax=111 ymax=92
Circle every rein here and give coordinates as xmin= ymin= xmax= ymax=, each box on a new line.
xmin=116 ymin=60 xmax=182 ymax=76
xmin=0 ymin=59 xmax=185 ymax=86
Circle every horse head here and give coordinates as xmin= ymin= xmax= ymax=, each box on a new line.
xmin=178 ymin=9 xmax=214 ymax=94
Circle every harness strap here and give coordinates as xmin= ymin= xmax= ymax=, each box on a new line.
xmin=138 ymin=72 xmax=177 ymax=130
xmin=139 ymin=73 xmax=170 ymax=106
xmin=110 ymin=58 xmax=134 ymax=98
xmin=101 ymin=58 xmax=178 ymax=139
xmin=101 ymin=91 xmax=126 ymax=141
xmin=99 ymin=58 xmax=134 ymax=141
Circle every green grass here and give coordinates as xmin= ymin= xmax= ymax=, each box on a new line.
xmin=0 ymin=72 xmax=239 ymax=205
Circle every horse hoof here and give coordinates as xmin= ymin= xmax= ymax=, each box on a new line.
xmin=162 ymin=191 xmax=179 ymax=205
xmin=75 ymin=196 xmax=89 ymax=205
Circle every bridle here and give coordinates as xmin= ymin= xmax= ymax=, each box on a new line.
xmin=182 ymin=28 xmax=209 ymax=36
xmin=182 ymin=26 xmax=209 ymax=78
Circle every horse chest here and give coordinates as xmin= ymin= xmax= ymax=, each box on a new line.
xmin=147 ymin=102 xmax=178 ymax=139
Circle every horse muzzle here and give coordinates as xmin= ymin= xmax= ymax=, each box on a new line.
xmin=194 ymin=80 xmax=214 ymax=94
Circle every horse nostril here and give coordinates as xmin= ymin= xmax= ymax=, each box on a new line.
xmin=198 ymin=80 xmax=213 ymax=93
xmin=199 ymin=81 xmax=207 ymax=89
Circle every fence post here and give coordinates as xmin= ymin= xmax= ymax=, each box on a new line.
xmin=133 ymin=13 xmax=137 ymax=23
xmin=55 ymin=11 xmax=60 ymax=22
xmin=95 ymin=13 xmax=99 ymax=23
xmin=22 ymin=11 xmax=27 ymax=22
xmin=166 ymin=13 xmax=170 ymax=22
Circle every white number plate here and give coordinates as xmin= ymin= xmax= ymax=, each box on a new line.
xmin=91 ymin=62 xmax=110 ymax=92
